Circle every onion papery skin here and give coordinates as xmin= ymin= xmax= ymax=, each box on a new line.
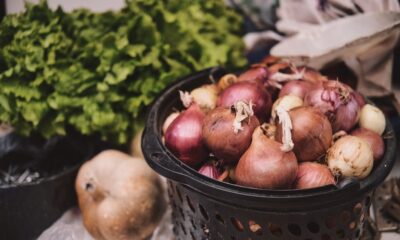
xmin=217 ymin=82 xmax=272 ymax=121
xmin=165 ymin=104 xmax=208 ymax=168
xmin=294 ymin=162 xmax=335 ymax=189
xmin=276 ymin=106 xmax=333 ymax=162
xmin=327 ymin=135 xmax=373 ymax=180
xmin=235 ymin=128 xmax=298 ymax=189
xmin=351 ymin=128 xmax=385 ymax=161
xmin=202 ymin=107 xmax=260 ymax=164
xmin=304 ymin=80 xmax=360 ymax=132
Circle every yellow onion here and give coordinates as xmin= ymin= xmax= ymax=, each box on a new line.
xmin=190 ymin=84 xmax=220 ymax=112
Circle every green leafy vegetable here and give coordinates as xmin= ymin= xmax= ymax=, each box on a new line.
xmin=0 ymin=0 xmax=246 ymax=144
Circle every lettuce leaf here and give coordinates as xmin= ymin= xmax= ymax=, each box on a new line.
xmin=0 ymin=0 xmax=246 ymax=144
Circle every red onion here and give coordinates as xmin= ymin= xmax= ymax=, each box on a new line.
xmin=235 ymin=127 xmax=298 ymax=189
xmin=304 ymin=80 xmax=360 ymax=132
xmin=162 ymin=112 xmax=180 ymax=134
xmin=198 ymin=162 xmax=220 ymax=179
xmin=294 ymin=162 xmax=335 ymax=189
xmin=351 ymin=128 xmax=384 ymax=161
xmin=279 ymin=80 xmax=316 ymax=100
xmin=217 ymin=82 xmax=272 ymax=121
xmin=165 ymin=104 xmax=208 ymax=167
xmin=276 ymin=107 xmax=333 ymax=162
xmin=237 ymin=65 xmax=280 ymax=99
xmin=202 ymin=103 xmax=260 ymax=164
xmin=237 ymin=64 xmax=269 ymax=85
xmin=353 ymin=91 xmax=366 ymax=108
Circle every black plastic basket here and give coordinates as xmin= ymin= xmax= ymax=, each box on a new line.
xmin=142 ymin=67 xmax=397 ymax=240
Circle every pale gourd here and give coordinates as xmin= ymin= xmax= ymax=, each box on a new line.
xmin=76 ymin=150 xmax=165 ymax=240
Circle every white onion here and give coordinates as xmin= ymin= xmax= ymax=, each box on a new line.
xmin=327 ymin=136 xmax=373 ymax=180
xmin=271 ymin=95 xmax=303 ymax=121
xmin=359 ymin=104 xmax=386 ymax=135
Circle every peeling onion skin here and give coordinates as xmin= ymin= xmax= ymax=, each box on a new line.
xmin=202 ymin=107 xmax=260 ymax=164
xmin=327 ymin=136 xmax=373 ymax=180
xmin=351 ymin=128 xmax=385 ymax=161
xmin=217 ymin=82 xmax=272 ymax=122
xmin=304 ymin=80 xmax=360 ymax=132
xmin=294 ymin=162 xmax=335 ymax=189
xmin=276 ymin=107 xmax=333 ymax=162
xmin=267 ymin=62 xmax=291 ymax=75
xmin=235 ymin=127 xmax=298 ymax=189
xmin=165 ymin=104 xmax=208 ymax=168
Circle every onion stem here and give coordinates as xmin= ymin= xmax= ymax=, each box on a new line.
xmin=179 ymin=90 xmax=193 ymax=108
xmin=276 ymin=106 xmax=294 ymax=152
xmin=233 ymin=101 xmax=254 ymax=134
xmin=269 ymin=67 xmax=305 ymax=82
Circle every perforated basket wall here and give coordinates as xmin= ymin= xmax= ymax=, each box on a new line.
xmin=167 ymin=180 xmax=371 ymax=240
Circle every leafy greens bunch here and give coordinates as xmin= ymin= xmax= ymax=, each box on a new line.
xmin=0 ymin=0 xmax=245 ymax=144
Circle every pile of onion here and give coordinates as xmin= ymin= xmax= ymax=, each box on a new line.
xmin=162 ymin=56 xmax=387 ymax=191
